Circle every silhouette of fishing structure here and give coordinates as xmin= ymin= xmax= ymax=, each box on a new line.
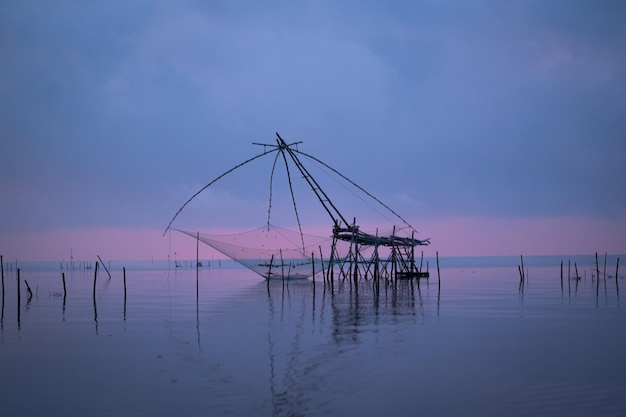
xmin=165 ymin=133 xmax=430 ymax=281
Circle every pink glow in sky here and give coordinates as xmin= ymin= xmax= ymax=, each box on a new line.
xmin=1 ymin=2 xmax=625 ymax=264
xmin=1 ymin=215 xmax=624 ymax=262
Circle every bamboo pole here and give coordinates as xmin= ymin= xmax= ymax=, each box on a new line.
xmin=560 ymin=260 xmax=563 ymax=291
xmin=616 ymin=257 xmax=620 ymax=295
xmin=280 ymin=249 xmax=285 ymax=280
xmin=311 ymin=252 xmax=315 ymax=284
xmin=318 ymin=246 xmax=325 ymax=283
xmin=596 ymin=252 xmax=600 ymax=295
xmin=436 ymin=251 xmax=441 ymax=290
xmin=1 ymin=255 xmax=4 ymax=327
xmin=196 ymin=231 xmax=200 ymax=300
xmin=25 ymin=280 xmax=33 ymax=301
xmin=97 ymin=255 xmax=112 ymax=280
xmin=123 ymin=267 xmax=127 ymax=321
xmin=93 ymin=261 xmax=99 ymax=301
xmin=268 ymin=254 xmax=274 ymax=280
xmin=1 ymin=255 xmax=4 ymax=298
xmin=17 ymin=268 xmax=21 ymax=325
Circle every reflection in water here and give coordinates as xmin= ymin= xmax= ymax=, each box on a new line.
xmin=0 ymin=265 xmax=625 ymax=417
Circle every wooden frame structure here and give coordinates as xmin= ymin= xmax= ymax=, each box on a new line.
xmin=165 ymin=133 xmax=430 ymax=281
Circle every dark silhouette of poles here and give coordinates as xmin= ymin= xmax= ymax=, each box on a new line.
xmin=1 ymin=255 xmax=4 ymax=325
xmin=93 ymin=261 xmax=99 ymax=301
xmin=123 ymin=267 xmax=127 ymax=321
xmin=97 ymin=255 xmax=112 ymax=279
xmin=24 ymin=280 xmax=33 ymax=301
xmin=616 ymin=258 xmax=620 ymax=295
xmin=93 ymin=261 xmax=99 ymax=324
xmin=196 ymin=231 xmax=199 ymax=301
xmin=436 ymin=251 xmax=441 ymax=290
xmin=17 ymin=268 xmax=21 ymax=326
xmin=596 ymin=252 xmax=600 ymax=297
xmin=62 ymin=271 xmax=67 ymax=316
xmin=1 ymin=255 xmax=4 ymax=300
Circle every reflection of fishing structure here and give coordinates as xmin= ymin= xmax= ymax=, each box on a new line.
xmin=165 ymin=133 xmax=430 ymax=281
xmin=261 ymin=275 xmax=439 ymax=415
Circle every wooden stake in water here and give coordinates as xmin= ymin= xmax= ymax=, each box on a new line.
xmin=123 ymin=267 xmax=127 ymax=321
xmin=1 ymin=255 xmax=4 ymax=305
xmin=436 ymin=251 xmax=441 ymax=289
xmin=1 ymin=255 xmax=4 ymax=327
xmin=62 ymin=271 xmax=67 ymax=315
xmin=17 ymin=268 xmax=21 ymax=326
xmin=616 ymin=258 xmax=619 ymax=294
xmin=97 ymin=255 xmax=112 ymax=280
xmin=24 ymin=280 xmax=33 ymax=301
xmin=318 ymin=246 xmax=325 ymax=283
xmin=560 ymin=260 xmax=563 ymax=291
xmin=596 ymin=252 xmax=600 ymax=295
xmin=93 ymin=261 xmax=99 ymax=301
xmin=196 ymin=231 xmax=200 ymax=301
xmin=62 ymin=272 xmax=67 ymax=297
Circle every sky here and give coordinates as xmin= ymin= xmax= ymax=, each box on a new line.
xmin=1 ymin=0 xmax=625 ymax=261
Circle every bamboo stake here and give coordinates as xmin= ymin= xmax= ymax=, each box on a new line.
xmin=97 ymin=255 xmax=112 ymax=280
xmin=196 ymin=231 xmax=200 ymax=301
xmin=280 ymin=249 xmax=285 ymax=280
xmin=1 ymin=255 xmax=4 ymax=299
xmin=560 ymin=260 xmax=563 ymax=291
xmin=436 ymin=251 xmax=441 ymax=290
xmin=268 ymin=254 xmax=274 ymax=280
xmin=616 ymin=257 xmax=620 ymax=295
xmin=25 ymin=280 xmax=33 ymax=301
xmin=1 ymin=255 xmax=4 ymax=327
xmin=311 ymin=252 xmax=315 ymax=283
xmin=596 ymin=252 xmax=600 ymax=295
xmin=17 ymin=268 xmax=21 ymax=325
xmin=123 ymin=267 xmax=127 ymax=321
xmin=93 ymin=261 xmax=99 ymax=301
xmin=318 ymin=246 xmax=325 ymax=283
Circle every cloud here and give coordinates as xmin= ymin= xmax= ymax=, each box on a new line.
xmin=0 ymin=0 xmax=624 ymax=240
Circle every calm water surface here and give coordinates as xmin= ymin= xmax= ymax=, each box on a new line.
xmin=1 ymin=257 xmax=625 ymax=416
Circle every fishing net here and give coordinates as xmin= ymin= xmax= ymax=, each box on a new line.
xmin=165 ymin=134 xmax=430 ymax=280
xmin=175 ymin=225 xmax=337 ymax=279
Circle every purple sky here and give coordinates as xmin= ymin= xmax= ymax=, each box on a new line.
xmin=1 ymin=1 xmax=625 ymax=261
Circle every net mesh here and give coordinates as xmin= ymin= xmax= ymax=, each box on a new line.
xmin=175 ymin=225 xmax=335 ymax=279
